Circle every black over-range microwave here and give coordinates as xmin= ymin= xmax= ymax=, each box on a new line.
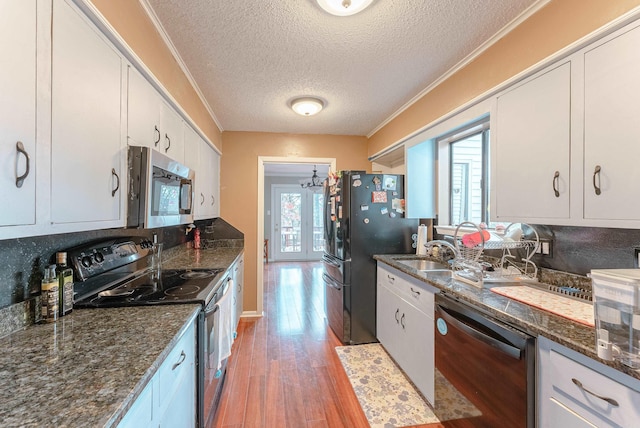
xmin=127 ymin=145 xmax=195 ymax=228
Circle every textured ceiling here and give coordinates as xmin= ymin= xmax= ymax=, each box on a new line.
xmin=145 ymin=0 xmax=541 ymax=136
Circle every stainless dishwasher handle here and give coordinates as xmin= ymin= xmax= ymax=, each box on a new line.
xmin=572 ymin=378 xmax=619 ymax=407
xmin=437 ymin=304 xmax=522 ymax=360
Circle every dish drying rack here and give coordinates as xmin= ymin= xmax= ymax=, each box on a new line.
xmin=451 ymin=222 xmax=540 ymax=287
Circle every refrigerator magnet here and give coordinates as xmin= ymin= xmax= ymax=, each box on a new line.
xmin=363 ymin=218 xmax=369 ymax=224
xmin=372 ymin=175 xmax=382 ymax=191
xmin=389 ymin=212 xmax=396 ymax=218
xmin=371 ymin=191 xmax=387 ymax=203
xmin=392 ymin=198 xmax=405 ymax=212
xmin=338 ymin=206 xmax=342 ymax=219
xmin=352 ymin=174 xmax=361 ymax=180
xmin=380 ymin=207 xmax=389 ymax=215
xmin=360 ymin=204 xmax=369 ymax=211
xmin=383 ymin=175 xmax=397 ymax=191
xmin=352 ymin=179 xmax=362 ymax=187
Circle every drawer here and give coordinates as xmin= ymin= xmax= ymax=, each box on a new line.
xmin=158 ymin=321 xmax=196 ymax=409
xmin=377 ymin=264 xmax=436 ymax=316
xmin=550 ymin=348 xmax=640 ymax=427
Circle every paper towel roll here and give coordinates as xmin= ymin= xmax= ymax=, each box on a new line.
xmin=416 ymin=225 xmax=428 ymax=255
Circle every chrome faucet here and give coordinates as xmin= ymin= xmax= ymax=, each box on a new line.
xmin=424 ymin=240 xmax=459 ymax=261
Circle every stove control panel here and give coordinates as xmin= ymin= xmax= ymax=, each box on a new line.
xmin=68 ymin=238 xmax=150 ymax=281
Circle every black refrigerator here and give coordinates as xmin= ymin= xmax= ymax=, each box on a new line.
xmin=322 ymin=171 xmax=419 ymax=345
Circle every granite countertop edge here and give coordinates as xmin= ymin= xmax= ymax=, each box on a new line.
xmin=374 ymin=254 xmax=640 ymax=382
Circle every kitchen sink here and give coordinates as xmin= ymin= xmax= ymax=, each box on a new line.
xmin=396 ymin=258 xmax=450 ymax=272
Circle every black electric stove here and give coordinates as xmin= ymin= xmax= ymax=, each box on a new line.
xmin=68 ymin=237 xmax=225 ymax=308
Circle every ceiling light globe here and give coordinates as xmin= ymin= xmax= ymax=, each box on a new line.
xmin=291 ymin=97 xmax=324 ymax=116
xmin=316 ymin=0 xmax=374 ymax=16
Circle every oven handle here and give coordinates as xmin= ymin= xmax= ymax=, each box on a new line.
xmin=322 ymin=272 xmax=342 ymax=291
xmin=205 ymin=277 xmax=231 ymax=315
xmin=436 ymin=304 xmax=522 ymax=360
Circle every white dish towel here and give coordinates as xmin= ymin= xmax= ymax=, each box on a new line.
xmin=213 ymin=281 xmax=234 ymax=371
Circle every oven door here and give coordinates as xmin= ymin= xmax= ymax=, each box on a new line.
xmin=202 ymin=280 xmax=231 ymax=427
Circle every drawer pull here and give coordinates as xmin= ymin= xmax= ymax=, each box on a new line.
xmin=572 ymin=378 xmax=619 ymax=407
xmin=172 ymin=350 xmax=186 ymax=370
xmin=387 ymin=274 xmax=395 ymax=282
xmin=410 ymin=287 xmax=421 ymax=297
xmin=400 ymin=313 xmax=406 ymax=330
xmin=395 ymin=308 xmax=400 ymax=323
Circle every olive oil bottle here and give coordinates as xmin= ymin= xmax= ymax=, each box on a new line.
xmin=41 ymin=265 xmax=58 ymax=323
xmin=56 ymin=252 xmax=74 ymax=316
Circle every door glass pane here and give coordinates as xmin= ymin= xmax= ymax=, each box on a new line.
xmin=450 ymin=133 xmax=483 ymax=224
xmin=312 ymin=192 xmax=325 ymax=252
xmin=280 ymin=192 xmax=301 ymax=253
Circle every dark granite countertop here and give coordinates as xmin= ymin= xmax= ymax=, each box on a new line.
xmin=0 ymin=304 xmax=200 ymax=427
xmin=374 ymin=254 xmax=640 ymax=382
xmin=0 ymin=244 xmax=244 ymax=427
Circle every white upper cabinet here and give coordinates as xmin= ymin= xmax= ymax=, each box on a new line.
xmin=0 ymin=0 xmax=36 ymax=227
xmin=583 ymin=23 xmax=640 ymax=222
xmin=51 ymin=0 xmax=123 ymax=225
xmin=493 ymin=61 xmax=571 ymax=222
xmin=127 ymin=66 xmax=184 ymax=163
xmin=184 ymin=124 xmax=219 ymax=220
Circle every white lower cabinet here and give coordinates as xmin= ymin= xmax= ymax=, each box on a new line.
xmin=118 ymin=319 xmax=197 ymax=428
xmin=232 ymin=253 xmax=244 ymax=330
xmin=376 ymin=263 xmax=436 ymax=404
xmin=538 ymin=336 xmax=640 ymax=428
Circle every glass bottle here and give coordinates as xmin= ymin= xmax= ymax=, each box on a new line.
xmin=56 ymin=252 xmax=74 ymax=316
xmin=41 ymin=265 xmax=58 ymax=323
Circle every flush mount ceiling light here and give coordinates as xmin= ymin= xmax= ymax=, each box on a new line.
xmin=291 ymin=97 xmax=325 ymax=116
xmin=317 ymin=0 xmax=374 ymax=16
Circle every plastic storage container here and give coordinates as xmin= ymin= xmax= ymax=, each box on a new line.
xmin=591 ymin=269 xmax=640 ymax=368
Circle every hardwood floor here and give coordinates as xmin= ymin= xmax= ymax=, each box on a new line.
xmin=213 ymin=261 xmax=447 ymax=428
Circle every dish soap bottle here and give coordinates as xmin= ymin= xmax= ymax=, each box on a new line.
xmin=41 ymin=265 xmax=58 ymax=323
xmin=56 ymin=252 xmax=74 ymax=317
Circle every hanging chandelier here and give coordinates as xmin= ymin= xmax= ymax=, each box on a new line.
xmin=300 ymin=165 xmax=324 ymax=188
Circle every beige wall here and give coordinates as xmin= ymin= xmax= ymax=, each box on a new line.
xmin=220 ymin=132 xmax=369 ymax=312
xmin=90 ymin=0 xmax=223 ymax=151
xmin=368 ymin=0 xmax=640 ymax=157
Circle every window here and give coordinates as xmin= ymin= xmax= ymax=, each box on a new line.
xmin=437 ymin=119 xmax=490 ymax=225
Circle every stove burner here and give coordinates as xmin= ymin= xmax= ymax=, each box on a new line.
xmin=180 ymin=270 xmax=218 ymax=280
xmin=165 ymin=284 xmax=201 ymax=297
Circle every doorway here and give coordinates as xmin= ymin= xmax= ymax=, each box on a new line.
xmin=257 ymin=157 xmax=336 ymax=316
xmin=272 ymin=185 xmax=324 ymax=261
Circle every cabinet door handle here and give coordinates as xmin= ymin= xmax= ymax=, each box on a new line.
xmin=154 ymin=125 xmax=160 ymax=147
xmin=400 ymin=313 xmax=406 ymax=330
xmin=592 ymin=165 xmax=602 ymax=195
xmin=552 ymin=171 xmax=560 ymax=197
xmin=571 ymin=378 xmax=618 ymax=407
xmin=410 ymin=287 xmax=421 ymax=297
xmin=387 ymin=274 xmax=395 ymax=283
xmin=211 ymin=195 xmax=215 ymax=206
xmin=111 ymin=168 xmax=120 ymax=197
xmin=15 ymin=141 xmax=30 ymax=188
xmin=395 ymin=308 xmax=400 ymax=323
xmin=165 ymin=134 xmax=171 ymax=153
xmin=200 ymin=192 xmax=205 ymax=205
xmin=172 ymin=350 xmax=186 ymax=370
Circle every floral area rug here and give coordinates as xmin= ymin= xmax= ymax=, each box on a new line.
xmin=335 ymin=343 xmax=482 ymax=427
xmin=335 ymin=343 xmax=439 ymax=427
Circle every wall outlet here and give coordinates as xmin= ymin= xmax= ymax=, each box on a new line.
xmin=536 ymin=239 xmax=553 ymax=257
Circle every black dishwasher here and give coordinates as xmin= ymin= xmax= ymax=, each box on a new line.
xmin=434 ymin=292 xmax=535 ymax=427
